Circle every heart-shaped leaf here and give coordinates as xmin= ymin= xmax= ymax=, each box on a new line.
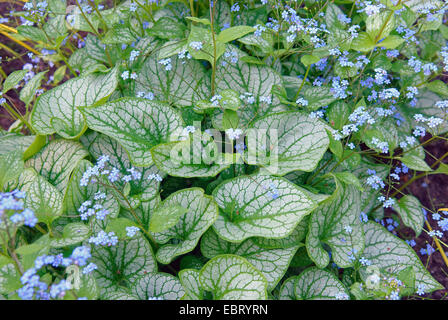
xmin=81 ymin=132 xmax=163 ymax=209
xmin=246 ymin=111 xmax=330 ymax=175
xmin=212 ymin=173 xmax=317 ymax=242
xmin=135 ymin=53 xmax=210 ymax=107
xmin=394 ymin=195 xmax=424 ymax=236
xmin=152 ymin=188 xmax=218 ymax=264
xmin=280 ymin=267 xmax=349 ymax=300
xmin=21 ymin=174 xmax=64 ymax=226
xmin=179 ymin=269 xmax=203 ymax=300
xmin=199 ymin=254 xmax=267 ymax=300
xmin=131 ymin=272 xmax=185 ymax=300
xmin=362 ymin=221 xmax=443 ymax=293
xmin=91 ymin=232 xmax=157 ymax=297
xmin=26 ymin=139 xmax=88 ymax=193
xmin=200 ymin=229 xmax=299 ymax=290
xmin=306 ymin=182 xmax=364 ymax=268
xmin=31 ymin=67 xmax=118 ymax=138
xmin=151 ymin=131 xmax=233 ymax=178
xmin=80 ymin=98 xmax=184 ymax=166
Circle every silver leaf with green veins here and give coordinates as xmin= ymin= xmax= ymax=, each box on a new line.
xmin=21 ymin=174 xmax=64 ymax=226
xmin=91 ymin=232 xmax=157 ymax=298
xmin=212 ymin=173 xmax=317 ymax=242
xmin=200 ymin=229 xmax=299 ymax=290
xmin=394 ymin=195 xmax=424 ymax=236
xmin=306 ymin=183 xmax=364 ymax=268
xmin=82 ymin=132 xmax=163 ymax=209
xmin=179 ymin=269 xmax=203 ymax=300
xmin=26 ymin=139 xmax=88 ymax=193
xmin=135 ymin=53 xmax=210 ymax=107
xmin=64 ymin=159 xmax=120 ymax=219
xmin=199 ymin=254 xmax=268 ymax=300
xmin=81 ymin=97 xmax=183 ymax=167
xmin=152 ymin=188 xmax=218 ymax=264
xmin=363 ymin=221 xmax=443 ymax=293
xmin=247 ymin=111 xmax=330 ymax=175
xmin=31 ymin=67 xmax=119 ymax=138
xmin=215 ymin=47 xmax=287 ymax=127
xmin=131 ymin=272 xmax=185 ymax=300
xmin=280 ymin=267 xmax=349 ymax=300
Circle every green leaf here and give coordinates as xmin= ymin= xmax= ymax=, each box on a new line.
xmin=179 ymin=269 xmax=203 ymax=300
xmin=217 ymin=26 xmax=255 ymax=43
xmin=151 ymin=132 xmax=233 ymax=178
xmin=327 ymin=101 xmax=349 ymax=130
xmin=31 ymin=67 xmax=118 ymax=138
xmin=199 ymin=255 xmax=267 ymax=300
xmin=50 ymin=222 xmax=90 ymax=248
xmin=52 ymin=66 xmax=66 ymax=85
xmin=187 ymin=25 xmax=226 ymax=65
xmin=26 ymin=139 xmax=88 ymax=193
xmin=394 ymin=195 xmax=424 ymax=236
xmin=0 ymin=263 xmax=21 ymax=294
xmin=80 ymin=97 xmax=183 ymax=167
xmin=106 ymin=217 xmax=140 ymax=239
xmin=0 ymin=133 xmax=36 ymax=157
xmin=306 ymin=183 xmax=364 ymax=268
xmin=200 ymin=229 xmax=299 ymax=290
xmin=186 ymin=17 xmax=211 ymax=25
xmin=22 ymin=174 xmax=63 ymax=226
xmin=0 ymin=150 xmax=24 ymax=190
xmin=281 ymin=267 xmax=349 ymax=300
xmin=327 ymin=130 xmax=343 ymax=159
xmin=377 ymin=35 xmax=404 ymax=49
xmin=19 ymin=71 xmax=47 ymax=106
xmin=363 ymin=221 xmax=443 ymax=293
xmin=103 ymin=25 xmax=138 ymax=44
xmin=91 ymin=232 xmax=157 ymax=297
xmin=220 ymin=89 xmax=241 ymax=111
xmin=351 ymin=32 xmax=375 ymax=52
xmin=215 ymin=47 xmax=286 ymax=127
xmin=152 ymin=188 xmax=218 ymax=264
xmin=149 ymin=204 xmax=188 ymax=233
xmin=17 ymin=25 xmax=48 ymax=42
xmin=157 ymin=40 xmax=187 ymax=60
xmin=63 ymin=159 xmax=120 ymax=219
xmin=16 ymin=243 xmax=47 ymax=255
xmin=2 ymin=70 xmax=28 ymax=93
xmin=136 ymin=53 xmax=210 ymax=107
xmin=325 ymin=3 xmax=346 ymax=31
xmin=251 ymin=216 xmax=309 ymax=249
xmin=247 ymin=112 xmax=330 ymax=175
xmin=82 ymin=132 xmax=163 ymax=209
xmin=212 ymin=173 xmax=317 ymax=242
xmin=148 ymin=17 xmax=186 ymax=39
xmin=332 ymin=172 xmax=363 ymax=191
xmin=399 ymin=154 xmax=432 ymax=172
xmin=131 ymin=273 xmax=185 ymax=300
xmin=366 ymin=11 xmax=396 ymax=41
xmin=425 ymin=80 xmax=448 ymax=97
xmin=301 ymin=55 xmax=320 ymax=67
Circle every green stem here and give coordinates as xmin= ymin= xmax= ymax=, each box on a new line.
xmin=2 ymin=101 xmax=36 ymax=134
xmin=209 ymin=0 xmax=217 ymax=96
xmin=294 ymin=64 xmax=311 ymax=101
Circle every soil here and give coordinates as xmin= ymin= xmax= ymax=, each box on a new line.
xmin=1 ymin=2 xmax=447 ymax=300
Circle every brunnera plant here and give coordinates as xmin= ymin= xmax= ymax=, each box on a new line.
xmin=0 ymin=0 xmax=448 ymax=300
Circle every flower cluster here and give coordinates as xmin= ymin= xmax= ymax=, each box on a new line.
xmin=0 ymin=190 xmax=37 ymax=228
